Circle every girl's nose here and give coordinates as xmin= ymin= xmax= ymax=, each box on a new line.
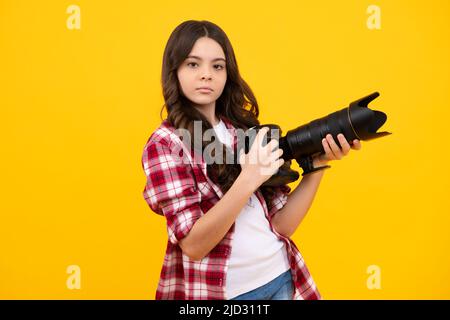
xmin=201 ymin=68 xmax=213 ymax=80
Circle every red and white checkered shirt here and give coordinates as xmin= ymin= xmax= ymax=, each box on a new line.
xmin=141 ymin=116 xmax=321 ymax=300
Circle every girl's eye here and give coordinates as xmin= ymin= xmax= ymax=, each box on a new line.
xmin=186 ymin=62 xmax=225 ymax=70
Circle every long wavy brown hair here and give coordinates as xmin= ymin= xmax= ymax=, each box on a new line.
xmin=159 ymin=20 xmax=280 ymax=206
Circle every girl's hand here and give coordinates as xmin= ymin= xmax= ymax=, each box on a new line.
xmin=238 ymin=127 xmax=285 ymax=191
xmin=313 ymin=133 xmax=362 ymax=167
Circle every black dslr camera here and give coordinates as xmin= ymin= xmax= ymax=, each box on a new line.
xmin=241 ymin=92 xmax=392 ymax=187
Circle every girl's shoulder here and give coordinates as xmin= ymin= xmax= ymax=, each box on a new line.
xmin=142 ymin=119 xmax=193 ymax=167
xmin=145 ymin=119 xmax=179 ymax=149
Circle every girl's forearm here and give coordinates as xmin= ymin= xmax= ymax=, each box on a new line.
xmin=271 ymin=168 xmax=326 ymax=238
xmin=179 ymin=172 xmax=256 ymax=261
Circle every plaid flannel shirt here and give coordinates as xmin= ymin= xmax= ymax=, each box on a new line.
xmin=141 ymin=116 xmax=321 ymax=300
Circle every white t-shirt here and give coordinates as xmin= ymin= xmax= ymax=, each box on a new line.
xmin=212 ymin=119 xmax=291 ymax=299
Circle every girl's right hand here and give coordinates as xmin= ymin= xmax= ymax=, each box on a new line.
xmin=238 ymin=126 xmax=285 ymax=191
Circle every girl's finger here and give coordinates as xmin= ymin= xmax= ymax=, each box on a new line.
xmin=337 ymin=133 xmax=351 ymax=155
xmin=276 ymin=157 xmax=285 ymax=168
xmin=351 ymin=139 xmax=362 ymax=150
xmin=266 ymin=138 xmax=279 ymax=153
xmin=268 ymin=148 xmax=283 ymax=163
xmin=326 ymin=134 xmax=343 ymax=159
xmin=255 ymin=127 xmax=270 ymax=147
xmin=322 ymin=138 xmax=334 ymax=160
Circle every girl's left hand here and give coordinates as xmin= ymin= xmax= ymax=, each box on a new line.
xmin=313 ymin=133 xmax=362 ymax=167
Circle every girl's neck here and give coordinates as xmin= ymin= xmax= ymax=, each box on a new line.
xmin=193 ymin=103 xmax=220 ymax=126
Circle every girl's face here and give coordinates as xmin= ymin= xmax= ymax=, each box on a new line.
xmin=177 ymin=37 xmax=227 ymax=110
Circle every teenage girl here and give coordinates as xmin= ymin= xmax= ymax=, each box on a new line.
xmin=142 ymin=20 xmax=362 ymax=300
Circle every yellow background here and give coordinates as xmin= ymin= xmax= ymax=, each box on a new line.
xmin=1 ymin=0 xmax=449 ymax=299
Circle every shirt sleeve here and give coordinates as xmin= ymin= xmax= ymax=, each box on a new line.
xmin=142 ymin=139 xmax=203 ymax=246
xmin=267 ymin=184 xmax=291 ymax=218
